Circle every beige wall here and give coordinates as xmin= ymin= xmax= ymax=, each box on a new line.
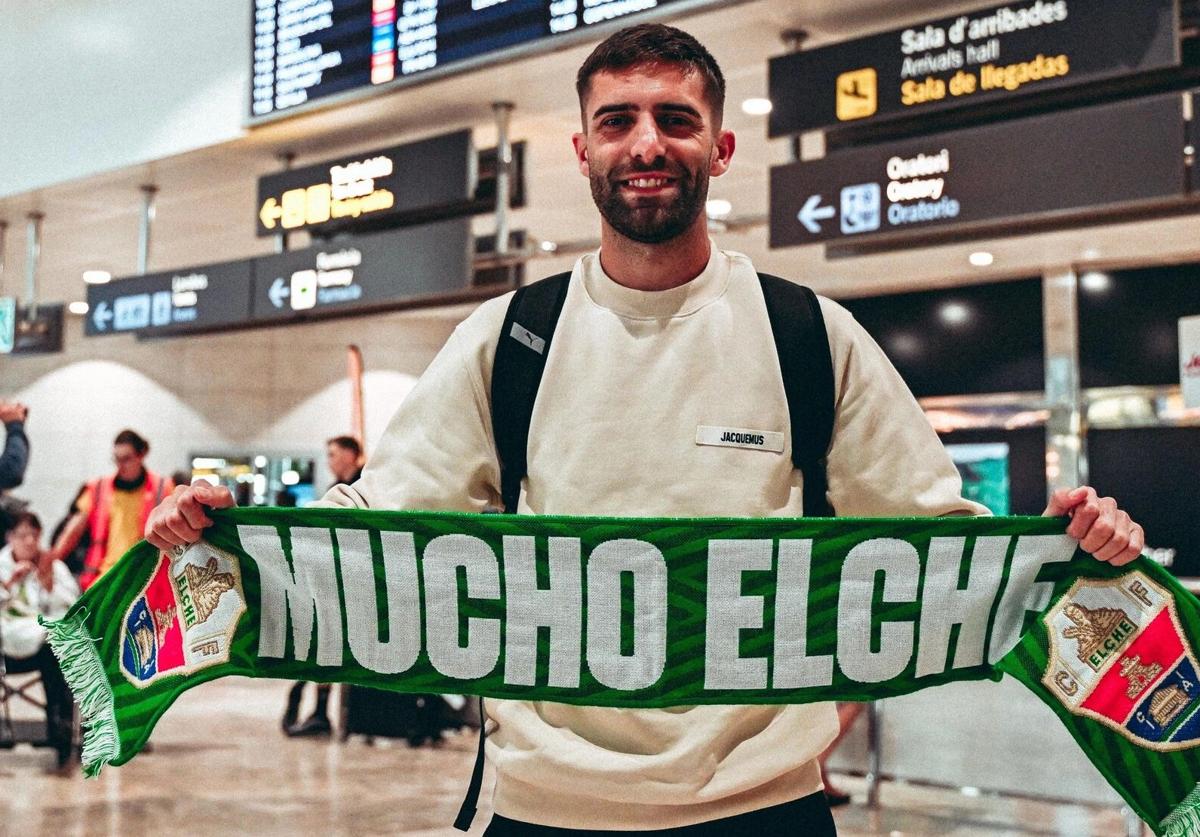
xmin=1 ymin=307 xmax=467 ymax=527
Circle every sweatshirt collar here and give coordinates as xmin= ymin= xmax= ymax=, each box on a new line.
xmin=580 ymin=244 xmax=730 ymax=319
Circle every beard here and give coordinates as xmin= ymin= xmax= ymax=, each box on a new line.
xmin=589 ymin=160 xmax=709 ymax=244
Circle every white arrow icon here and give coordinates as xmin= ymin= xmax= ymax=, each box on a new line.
xmin=92 ymin=300 xmax=113 ymax=331
xmin=268 ymin=277 xmax=290 ymax=309
xmin=797 ymin=195 xmax=836 ymax=234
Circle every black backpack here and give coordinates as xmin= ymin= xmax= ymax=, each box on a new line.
xmin=453 ymin=269 xmax=837 ymax=830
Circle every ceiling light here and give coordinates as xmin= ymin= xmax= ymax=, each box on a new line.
xmin=706 ymin=198 xmax=732 ymax=219
xmin=939 ymin=302 xmax=971 ymax=326
xmin=83 ymin=269 xmax=111 ymax=284
xmin=1080 ymin=271 xmax=1111 ymax=293
xmin=68 ymin=301 xmax=89 ymax=316
xmin=741 ymin=98 xmax=773 ymax=116
xmin=968 ymin=251 xmax=993 ymax=267
xmin=539 ymin=240 xmax=558 ymax=253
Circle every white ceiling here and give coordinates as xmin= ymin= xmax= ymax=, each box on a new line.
xmin=2 ymin=0 xmax=1199 ymax=317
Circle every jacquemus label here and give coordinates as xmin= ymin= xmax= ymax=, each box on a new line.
xmin=695 ymin=425 xmax=785 ymax=453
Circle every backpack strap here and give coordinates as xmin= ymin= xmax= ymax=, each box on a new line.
xmin=456 ymin=274 xmax=568 ymax=831
xmin=757 ymin=273 xmax=837 ymax=517
xmin=490 ymin=271 xmax=572 ymax=515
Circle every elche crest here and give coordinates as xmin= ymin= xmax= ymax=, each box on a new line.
xmin=1043 ymin=571 xmax=1200 ymax=750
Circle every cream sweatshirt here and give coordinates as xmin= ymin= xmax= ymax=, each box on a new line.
xmin=323 ymin=246 xmax=985 ymax=829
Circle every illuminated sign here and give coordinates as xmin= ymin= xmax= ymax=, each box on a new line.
xmin=251 ymin=0 xmax=704 ymax=120
xmin=85 ymin=261 xmax=254 ymax=337
xmin=0 ymin=298 xmax=14 ymax=354
xmin=256 ymin=130 xmax=473 ymax=236
xmin=770 ymin=92 xmax=1189 ymax=248
xmin=768 ymin=0 xmax=1179 ymax=137
xmin=251 ymin=218 xmax=473 ymax=321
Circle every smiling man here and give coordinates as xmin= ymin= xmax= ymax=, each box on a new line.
xmin=147 ymin=23 xmax=1144 ymax=835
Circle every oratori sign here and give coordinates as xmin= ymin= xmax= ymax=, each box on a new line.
xmin=769 ymin=92 xmax=1188 ymax=249
xmin=767 ymin=0 xmax=1179 ymax=137
xmin=255 ymin=130 xmax=474 ymax=237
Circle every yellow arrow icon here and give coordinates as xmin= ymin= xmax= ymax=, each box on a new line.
xmin=259 ymin=197 xmax=283 ymax=229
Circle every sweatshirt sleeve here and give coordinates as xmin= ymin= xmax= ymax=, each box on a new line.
xmin=319 ymin=299 xmax=507 ymax=513
xmin=0 ymin=421 xmax=29 ymax=490
xmin=818 ymin=297 xmax=989 ymax=518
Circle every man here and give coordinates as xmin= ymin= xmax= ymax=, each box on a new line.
xmin=281 ymin=435 xmax=364 ymax=736
xmin=147 ymin=25 xmax=1144 ymax=834
xmin=51 ymin=430 xmax=173 ymax=590
xmin=325 ymin=435 xmax=363 ymax=487
xmin=1 ymin=510 xmax=78 ymax=767
xmin=0 ymin=400 xmax=30 ymax=540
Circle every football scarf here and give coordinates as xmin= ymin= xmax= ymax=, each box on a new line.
xmin=43 ymin=508 xmax=1200 ymax=835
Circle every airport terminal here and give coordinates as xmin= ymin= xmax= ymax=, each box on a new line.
xmin=1 ymin=1 xmax=1199 ymax=834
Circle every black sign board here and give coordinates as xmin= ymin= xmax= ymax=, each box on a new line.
xmin=85 ymin=260 xmax=254 ymax=337
xmin=770 ymin=92 xmax=1188 ymax=249
xmin=256 ymin=130 xmax=473 ymax=237
xmin=768 ymin=0 xmax=1179 ymax=137
xmin=8 ymin=305 xmax=64 ymax=355
xmin=251 ymin=218 xmax=472 ymax=322
xmin=251 ymin=0 xmax=701 ymax=120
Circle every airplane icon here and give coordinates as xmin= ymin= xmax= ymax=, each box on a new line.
xmin=836 ymin=68 xmax=877 ymax=121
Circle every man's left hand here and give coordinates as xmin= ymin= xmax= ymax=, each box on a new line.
xmin=1044 ymin=486 xmax=1144 ymax=566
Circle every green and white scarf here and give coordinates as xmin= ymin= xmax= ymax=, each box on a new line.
xmin=43 ymin=509 xmax=1200 ymax=835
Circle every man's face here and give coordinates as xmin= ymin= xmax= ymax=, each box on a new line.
xmin=572 ymin=63 xmax=734 ymax=244
xmin=6 ymin=522 xmax=40 ymax=563
xmin=327 ymin=443 xmax=359 ymax=484
xmin=113 ymin=443 xmax=144 ymax=482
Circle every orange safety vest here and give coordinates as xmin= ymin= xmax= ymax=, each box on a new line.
xmin=79 ymin=470 xmax=167 ymax=590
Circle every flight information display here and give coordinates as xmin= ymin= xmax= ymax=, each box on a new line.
xmin=252 ymin=0 xmax=696 ymax=119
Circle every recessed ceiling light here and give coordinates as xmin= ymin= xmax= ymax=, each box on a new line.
xmin=1080 ymin=271 xmax=1111 ymax=293
xmin=82 ymin=269 xmax=111 ymax=284
xmin=741 ymin=98 xmax=773 ymax=116
xmin=706 ymin=198 xmax=732 ymax=219
xmin=68 ymin=301 xmax=89 ymax=315
xmin=939 ymin=301 xmax=971 ymax=326
xmin=968 ymin=251 xmax=993 ymax=267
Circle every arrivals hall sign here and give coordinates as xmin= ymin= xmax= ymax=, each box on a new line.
xmin=768 ymin=0 xmax=1179 ymax=136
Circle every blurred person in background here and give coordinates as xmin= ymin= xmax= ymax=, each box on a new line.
xmin=0 ymin=400 xmax=31 ymax=542
xmin=1 ymin=510 xmax=78 ymax=767
xmin=0 ymin=400 xmax=29 ymax=493
xmin=281 ymin=435 xmax=363 ymax=737
xmin=47 ymin=430 xmax=173 ymax=590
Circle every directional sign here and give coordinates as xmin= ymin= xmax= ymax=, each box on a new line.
xmin=251 ymin=218 xmax=472 ymax=322
xmin=768 ymin=0 xmax=1179 ymax=137
xmin=796 ymin=195 xmax=836 ymax=234
xmin=85 ymin=260 xmax=254 ymax=338
xmin=1183 ymin=316 xmax=1200 ymax=410
xmin=0 ymin=297 xmax=15 ymax=354
xmin=770 ymin=92 xmax=1189 ymax=249
xmin=256 ymin=131 xmax=473 ymax=237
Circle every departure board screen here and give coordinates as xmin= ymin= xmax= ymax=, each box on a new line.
xmin=252 ymin=0 xmax=696 ymax=119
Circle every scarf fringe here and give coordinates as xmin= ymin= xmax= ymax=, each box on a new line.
xmin=40 ymin=612 xmax=121 ymax=777
xmin=1162 ymin=783 xmax=1200 ymax=837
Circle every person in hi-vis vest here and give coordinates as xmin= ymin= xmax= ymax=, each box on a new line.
xmin=49 ymin=429 xmax=173 ymax=590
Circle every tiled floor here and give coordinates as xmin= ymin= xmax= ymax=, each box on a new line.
xmin=0 ymin=677 xmax=1138 ymax=836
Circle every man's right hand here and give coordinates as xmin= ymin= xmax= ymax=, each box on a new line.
xmin=145 ymin=482 xmax=236 ymax=550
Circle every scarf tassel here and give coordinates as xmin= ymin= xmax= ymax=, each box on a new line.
xmin=39 ymin=611 xmax=120 ymax=777
xmin=1162 ymin=783 xmax=1200 ymax=837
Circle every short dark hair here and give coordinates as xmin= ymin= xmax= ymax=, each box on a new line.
xmin=576 ymin=24 xmax=725 ymax=126
xmin=7 ymin=510 xmax=41 ymax=533
xmin=327 ymin=435 xmax=362 ymax=457
xmin=113 ymin=429 xmax=149 ymax=455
